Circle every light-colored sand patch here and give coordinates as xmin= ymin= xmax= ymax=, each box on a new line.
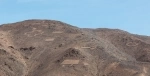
xmin=61 ymin=59 xmax=79 ymax=65
xmin=32 ymin=27 xmax=37 ymax=30
xmin=45 ymin=38 xmax=55 ymax=41
xmin=24 ymin=28 xmax=44 ymax=37
xmin=83 ymin=62 xmax=89 ymax=66
xmin=143 ymin=67 xmax=148 ymax=74
xmin=108 ymin=62 xmax=119 ymax=69
xmin=139 ymin=73 xmax=145 ymax=76
xmin=126 ymin=42 xmax=138 ymax=46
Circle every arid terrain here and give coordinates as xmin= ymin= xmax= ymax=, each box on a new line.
xmin=0 ymin=20 xmax=150 ymax=76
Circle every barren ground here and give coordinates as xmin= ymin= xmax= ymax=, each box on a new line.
xmin=0 ymin=20 xmax=150 ymax=76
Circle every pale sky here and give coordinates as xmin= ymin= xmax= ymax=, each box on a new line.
xmin=0 ymin=0 xmax=150 ymax=35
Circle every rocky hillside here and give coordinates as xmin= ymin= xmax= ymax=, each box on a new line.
xmin=0 ymin=20 xmax=150 ymax=76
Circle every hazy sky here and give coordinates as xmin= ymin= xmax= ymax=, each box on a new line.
xmin=0 ymin=0 xmax=150 ymax=35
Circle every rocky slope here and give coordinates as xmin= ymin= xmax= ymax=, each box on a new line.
xmin=0 ymin=20 xmax=150 ymax=76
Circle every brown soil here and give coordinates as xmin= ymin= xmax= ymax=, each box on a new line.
xmin=0 ymin=19 xmax=150 ymax=76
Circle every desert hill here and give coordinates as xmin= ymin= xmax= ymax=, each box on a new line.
xmin=0 ymin=19 xmax=150 ymax=76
